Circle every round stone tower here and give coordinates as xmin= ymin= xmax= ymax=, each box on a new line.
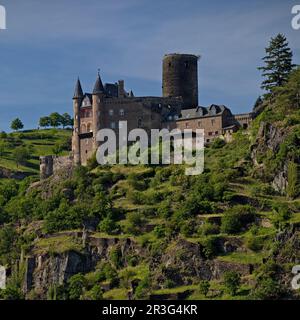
xmin=162 ymin=53 xmax=199 ymax=109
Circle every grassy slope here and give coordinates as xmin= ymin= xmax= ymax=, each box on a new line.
xmin=0 ymin=129 xmax=72 ymax=173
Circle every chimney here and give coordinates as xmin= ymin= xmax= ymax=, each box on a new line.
xmin=118 ymin=80 xmax=125 ymax=98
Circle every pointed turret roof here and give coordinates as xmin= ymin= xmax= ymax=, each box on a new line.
xmin=73 ymin=78 xmax=83 ymax=99
xmin=93 ymin=71 xmax=105 ymax=94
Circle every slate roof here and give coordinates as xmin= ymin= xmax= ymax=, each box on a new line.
xmin=179 ymin=104 xmax=231 ymax=120
xmin=93 ymin=73 xmax=105 ymax=94
xmin=73 ymin=78 xmax=84 ymax=99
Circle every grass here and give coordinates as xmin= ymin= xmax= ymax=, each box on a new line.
xmin=217 ymin=251 xmax=265 ymax=265
xmin=0 ymin=129 xmax=72 ymax=174
xmin=103 ymin=288 xmax=128 ymax=300
xmin=34 ymin=235 xmax=83 ymax=254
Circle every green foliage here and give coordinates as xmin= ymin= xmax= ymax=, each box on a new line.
xmin=258 ymin=34 xmax=295 ymax=92
xmin=223 ymin=271 xmax=241 ymax=296
xmin=287 ymin=161 xmax=299 ymax=199
xmin=0 ymin=225 xmax=18 ymax=264
xmin=109 ymin=246 xmax=123 ymax=269
xmin=199 ymin=280 xmax=210 ymax=297
xmin=198 ymin=222 xmax=220 ymax=236
xmin=200 ymin=236 xmax=221 ymax=259
xmin=272 ymin=203 xmax=291 ymax=230
xmin=10 ymin=118 xmax=24 ymax=131
xmin=12 ymin=146 xmax=31 ymax=167
xmin=221 ymin=205 xmax=256 ymax=234
xmin=124 ymin=212 xmax=145 ymax=235
xmin=67 ymin=274 xmax=86 ymax=300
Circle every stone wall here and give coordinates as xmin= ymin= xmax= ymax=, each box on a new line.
xmin=40 ymin=155 xmax=73 ymax=180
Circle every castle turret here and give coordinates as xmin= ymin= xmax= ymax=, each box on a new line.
xmin=73 ymin=78 xmax=83 ymax=165
xmin=92 ymin=72 xmax=105 ymax=150
xmin=162 ymin=53 xmax=199 ymax=109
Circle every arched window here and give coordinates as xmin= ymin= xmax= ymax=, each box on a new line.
xmin=81 ymin=124 xmax=87 ymax=133
xmin=87 ymin=123 xmax=92 ymax=132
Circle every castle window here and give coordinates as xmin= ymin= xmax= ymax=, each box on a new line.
xmin=109 ymin=109 xmax=114 ymax=116
xmin=211 ymin=119 xmax=215 ymax=125
xmin=208 ymin=132 xmax=212 ymax=136
xmin=184 ymin=61 xmax=189 ymax=68
xmin=138 ymin=118 xmax=142 ymax=128
xmin=198 ymin=121 xmax=202 ymax=127
xmin=185 ymin=122 xmax=189 ymax=128
xmin=120 ymin=109 xmax=125 ymax=116
xmin=215 ymin=131 xmax=219 ymax=135
xmin=168 ymin=115 xmax=173 ymax=121
xmin=110 ymin=122 xmax=116 ymax=129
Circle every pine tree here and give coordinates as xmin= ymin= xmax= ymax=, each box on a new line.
xmin=258 ymin=34 xmax=295 ymax=93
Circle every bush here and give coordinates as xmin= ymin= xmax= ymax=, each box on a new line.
xmin=199 ymin=280 xmax=210 ymax=297
xmin=221 ymin=205 xmax=256 ymax=234
xmin=223 ymin=271 xmax=241 ymax=296
xmin=246 ymin=236 xmax=264 ymax=252
xmin=124 ymin=212 xmax=145 ymax=235
xmin=98 ymin=217 xmax=118 ymax=235
xmin=198 ymin=222 xmax=220 ymax=236
xmin=68 ymin=274 xmax=86 ymax=300
xmin=200 ymin=236 xmax=221 ymax=259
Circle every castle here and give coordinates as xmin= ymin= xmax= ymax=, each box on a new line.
xmin=40 ymin=54 xmax=253 ymax=178
xmin=71 ymin=53 xmax=253 ymax=165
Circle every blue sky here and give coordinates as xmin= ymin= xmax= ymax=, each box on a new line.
xmin=0 ymin=0 xmax=299 ymax=131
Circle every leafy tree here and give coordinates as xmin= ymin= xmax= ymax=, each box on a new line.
xmin=258 ymin=34 xmax=295 ymax=93
xmin=49 ymin=112 xmax=63 ymax=128
xmin=67 ymin=274 xmax=86 ymax=300
xmin=199 ymin=280 xmax=210 ymax=297
xmin=221 ymin=205 xmax=256 ymax=234
xmin=61 ymin=113 xmax=73 ymax=128
xmin=39 ymin=116 xmax=51 ymax=128
xmin=10 ymin=118 xmax=24 ymax=131
xmin=12 ymin=146 xmax=30 ymax=167
xmin=223 ymin=271 xmax=241 ymax=296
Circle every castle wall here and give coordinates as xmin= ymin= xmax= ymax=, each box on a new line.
xmin=176 ymin=114 xmax=223 ymax=143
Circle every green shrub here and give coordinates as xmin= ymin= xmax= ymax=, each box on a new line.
xmin=221 ymin=205 xmax=256 ymax=234
xmin=223 ymin=271 xmax=241 ymax=296
xmin=199 ymin=280 xmax=210 ymax=297
xmin=68 ymin=274 xmax=86 ymax=300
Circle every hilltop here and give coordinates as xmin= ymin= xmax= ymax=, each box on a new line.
xmin=0 ymin=129 xmax=72 ymax=177
xmin=0 ymin=69 xmax=299 ymax=301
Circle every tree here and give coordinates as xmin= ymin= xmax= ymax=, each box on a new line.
xmin=49 ymin=112 xmax=63 ymax=128
xmin=199 ymin=280 xmax=210 ymax=297
xmin=61 ymin=113 xmax=73 ymax=128
xmin=12 ymin=146 xmax=30 ymax=167
xmin=67 ymin=274 xmax=86 ymax=300
xmin=10 ymin=118 xmax=24 ymax=131
xmin=39 ymin=116 xmax=51 ymax=128
xmin=223 ymin=271 xmax=241 ymax=296
xmin=258 ymin=34 xmax=295 ymax=93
